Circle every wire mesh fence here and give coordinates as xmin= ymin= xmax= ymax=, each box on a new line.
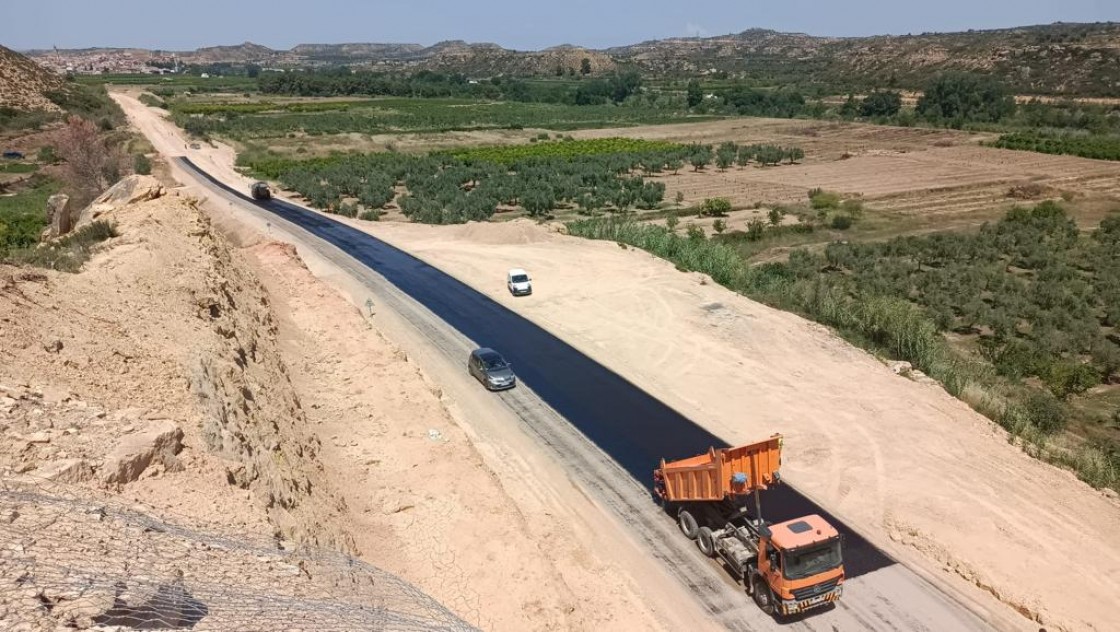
xmin=0 ymin=476 xmax=478 ymax=631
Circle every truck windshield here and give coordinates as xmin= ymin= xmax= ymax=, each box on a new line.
xmin=783 ymin=539 xmax=842 ymax=580
xmin=511 ymin=275 xmax=528 ymax=283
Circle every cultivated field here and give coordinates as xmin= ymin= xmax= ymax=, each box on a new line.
xmin=567 ymin=118 xmax=1120 ymax=233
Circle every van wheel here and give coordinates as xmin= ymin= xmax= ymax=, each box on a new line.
xmin=752 ymin=577 xmax=776 ymax=615
xmin=697 ymin=527 xmax=716 ymax=557
xmin=677 ymin=509 xmax=699 ymax=540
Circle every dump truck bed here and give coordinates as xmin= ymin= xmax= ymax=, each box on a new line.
xmin=656 ymin=434 xmax=782 ymax=502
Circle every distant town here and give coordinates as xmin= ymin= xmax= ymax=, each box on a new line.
xmin=27 ymin=48 xmax=180 ymax=75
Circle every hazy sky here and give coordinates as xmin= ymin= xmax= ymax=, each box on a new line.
xmin=2 ymin=0 xmax=1117 ymax=51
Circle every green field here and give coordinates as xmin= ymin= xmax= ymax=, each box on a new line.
xmin=0 ymin=177 xmax=59 ymax=254
xmin=0 ymin=163 xmax=39 ymax=174
xmin=443 ymin=137 xmax=685 ymax=164
xmin=992 ymin=130 xmax=1120 ymax=161
xmin=172 ymin=97 xmax=721 ymax=140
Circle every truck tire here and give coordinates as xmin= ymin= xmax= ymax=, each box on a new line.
xmin=752 ymin=577 xmax=776 ymax=616
xmin=697 ymin=526 xmax=716 ymax=557
xmin=677 ymin=509 xmax=699 ymax=540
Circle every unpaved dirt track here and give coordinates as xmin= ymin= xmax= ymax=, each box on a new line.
xmin=171 ymin=156 xmax=997 ymax=632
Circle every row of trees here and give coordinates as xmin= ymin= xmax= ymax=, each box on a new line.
xmin=992 ymin=130 xmax=1120 ymax=161
xmin=258 ymin=68 xmax=644 ymax=105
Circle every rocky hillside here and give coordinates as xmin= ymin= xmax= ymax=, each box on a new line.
xmin=0 ymin=44 xmax=63 ymax=111
xmin=611 ymin=23 xmax=1120 ymax=96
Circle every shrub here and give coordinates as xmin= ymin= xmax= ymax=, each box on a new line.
xmin=810 ymin=189 xmax=841 ymax=210
xmin=746 ymin=219 xmax=766 ymax=241
xmin=1024 ymin=392 xmax=1068 ymax=434
xmin=699 ymin=197 xmax=732 ymax=217
xmin=686 ymin=224 xmax=705 ymax=241
xmin=6 ymin=220 xmax=117 ymax=272
xmin=830 ymin=214 xmax=854 ymax=230
xmin=53 ymin=116 xmax=126 ymax=207
xmin=688 ymin=145 xmax=713 ymax=171
xmin=860 ymin=91 xmax=903 ymax=117
xmin=665 ymin=212 xmax=679 ymax=231
xmin=358 ymin=209 xmax=382 ymax=221
xmin=1043 ymin=362 xmax=1101 ymax=399
xmin=840 ymin=199 xmax=864 ymax=217
xmin=713 ymin=219 xmax=727 ymax=234
xmin=37 ymin=146 xmax=58 ymax=164
xmin=133 ymin=153 xmax=152 ymax=175
xmin=768 ymin=208 xmax=784 ymax=226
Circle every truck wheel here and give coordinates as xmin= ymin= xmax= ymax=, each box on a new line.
xmin=677 ymin=509 xmax=699 ymax=540
xmin=752 ymin=577 xmax=776 ymax=615
xmin=697 ymin=527 xmax=716 ymax=557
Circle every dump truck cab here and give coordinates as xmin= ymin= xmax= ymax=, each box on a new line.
xmin=756 ymin=515 xmax=844 ymax=615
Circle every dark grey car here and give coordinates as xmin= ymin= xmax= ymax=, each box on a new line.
xmin=468 ymin=348 xmax=517 ymax=391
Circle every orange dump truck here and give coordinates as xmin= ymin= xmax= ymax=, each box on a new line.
xmin=654 ymin=434 xmax=844 ymax=617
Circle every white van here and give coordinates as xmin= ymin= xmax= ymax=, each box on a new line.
xmin=507 ymin=268 xmax=532 ymax=296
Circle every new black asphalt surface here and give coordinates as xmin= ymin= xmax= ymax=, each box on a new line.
xmin=180 ymin=157 xmax=894 ymax=578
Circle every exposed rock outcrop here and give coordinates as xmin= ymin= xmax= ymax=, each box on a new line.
xmin=76 ymin=175 xmax=166 ymax=229
xmin=101 ymin=420 xmax=183 ymax=485
xmin=34 ymin=458 xmax=93 ymax=483
xmin=44 ymin=193 xmax=71 ymax=239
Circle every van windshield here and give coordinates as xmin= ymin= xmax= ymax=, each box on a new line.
xmin=511 ymin=275 xmax=529 ymax=283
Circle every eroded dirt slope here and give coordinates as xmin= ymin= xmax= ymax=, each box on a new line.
xmin=0 ymin=192 xmax=348 ymax=546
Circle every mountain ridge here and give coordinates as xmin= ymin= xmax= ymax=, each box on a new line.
xmin=20 ymin=21 xmax=1120 ymax=96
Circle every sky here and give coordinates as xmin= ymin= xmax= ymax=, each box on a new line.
xmin=2 ymin=0 xmax=1118 ymax=51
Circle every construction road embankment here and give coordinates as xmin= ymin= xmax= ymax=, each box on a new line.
xmin=167 ymin=154 xmax=1002 ymax=632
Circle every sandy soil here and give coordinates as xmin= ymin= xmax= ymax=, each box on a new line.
xmin=112 ymin=88 xmax=699 ymax=632
xmin=244 ymin=239 xmax=671 ymax=630
xmin=355 ymin=218 xmax=1120 ymax=632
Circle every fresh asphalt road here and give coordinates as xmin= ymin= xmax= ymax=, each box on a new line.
xmin=182 ymin=158 xmax=893 ymax=576
xmin=176 ymin=157 xmax=998 ymax=631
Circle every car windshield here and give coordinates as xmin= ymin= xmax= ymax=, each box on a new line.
xmin=783 ymin=540 xmax=842 ymax=580
xmin=481 ymin=354 xmax=508 ymax=370
xmin=511 ymin=274 xmax=528 ymax=283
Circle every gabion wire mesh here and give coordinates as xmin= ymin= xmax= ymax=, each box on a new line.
xmin=0 ymin=477 xmax=478 ymax=631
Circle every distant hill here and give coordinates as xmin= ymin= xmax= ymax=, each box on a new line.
xmin=26 ymin=22 xmax=1120 ymax=96
xmin=0 ymin=44 xmax=64 ymax=111
xmin=189 ymin=41 xmax=277 ymax=63
xmin=610 ymin=23 xmax=1120 ymax=96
